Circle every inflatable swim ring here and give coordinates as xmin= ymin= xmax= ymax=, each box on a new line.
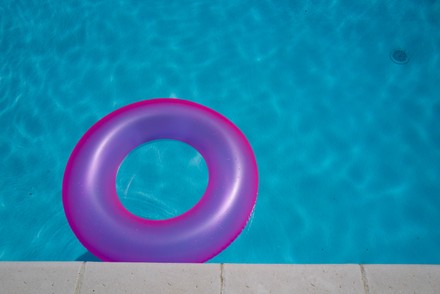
xmin=62 ymin=98 xmax=258 ymax=262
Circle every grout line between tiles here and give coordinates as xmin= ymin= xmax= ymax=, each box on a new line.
xmin=360 ymin=264 xmax=370 ymax=294
xmin=220 ymin=263 xmax=225 ymax=294
xmin=74 ymin=262 xmax=86 ymax=294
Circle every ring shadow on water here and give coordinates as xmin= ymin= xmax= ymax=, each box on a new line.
xmin=76 ymin=251 xmax=101 ymax=262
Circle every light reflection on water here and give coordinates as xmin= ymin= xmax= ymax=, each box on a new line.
xmin=0 ymin=0 xmax=439 ymax=263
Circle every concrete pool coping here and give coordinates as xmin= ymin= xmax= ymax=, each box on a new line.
xmin=1 ymin=263 xmax=439 ymax=293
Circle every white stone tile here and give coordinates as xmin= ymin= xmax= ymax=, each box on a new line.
xmin=81 ymin=262 xmax=221 ymax=294
xmin=223 ymin=264 xmax=363 ymax=294
xmin=0 ymin=262 xmax=81 ymax=294
xmin=2 ymin=262 xmax=440 ymax=294
xmin=364 ymin=264 xmax=440 ymax=294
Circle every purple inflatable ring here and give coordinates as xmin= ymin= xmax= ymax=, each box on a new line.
xmin=63 ymin=98 xmax=258 ymax=262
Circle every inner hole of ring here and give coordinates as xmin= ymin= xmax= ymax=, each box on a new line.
xmin=116 ymin=139 xmax=209 ymax=220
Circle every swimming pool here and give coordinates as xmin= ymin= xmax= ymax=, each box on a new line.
xmin=1 ymin=0 xmax=439 ymax=263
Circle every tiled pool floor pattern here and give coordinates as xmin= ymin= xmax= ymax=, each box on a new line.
xmin=1 ymin=263 xmax=440 ymax=294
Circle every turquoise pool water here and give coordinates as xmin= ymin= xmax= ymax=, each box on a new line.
xmin=1 ymin=0 xmax=440 ymax=263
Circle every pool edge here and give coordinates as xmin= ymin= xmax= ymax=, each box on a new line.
xmin=1 ymin=263 xmax=439 ymax=293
